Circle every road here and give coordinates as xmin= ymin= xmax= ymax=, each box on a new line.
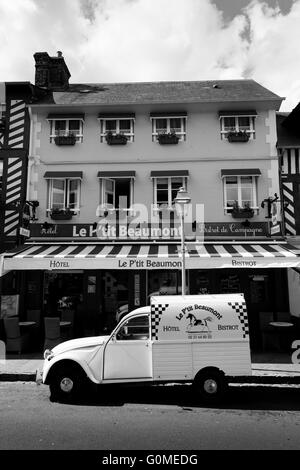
xmin=0 ymin=381 xmax=300 ymax=450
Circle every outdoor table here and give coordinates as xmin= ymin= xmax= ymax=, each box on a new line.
xmin=19 ymin=321 xmax=36 ymax=327
xmin=269 ymin=322 xmax=293 ymax=327
xmin=60 ymin=321 xmax=71 ymax=327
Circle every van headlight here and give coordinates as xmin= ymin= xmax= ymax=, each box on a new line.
xmin=44 ymin=349 xmax=54 ymax=360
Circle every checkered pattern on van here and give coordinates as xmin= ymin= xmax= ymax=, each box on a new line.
xmin=151 ymin=304 xmax=169 ymax=340
xmin=228 ymin=301 xmax=249 ymax=339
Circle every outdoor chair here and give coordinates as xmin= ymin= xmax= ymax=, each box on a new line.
xmin=3 ymin=317 xmax=31 ymax=354
xmin=44 ymin=317 xmax=62 ymax=351
xmin=275 ymin=311 xmax=291 ymax=322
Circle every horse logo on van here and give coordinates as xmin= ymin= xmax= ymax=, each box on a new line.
xmin=186 ymin=313 xmax=213 ymax=333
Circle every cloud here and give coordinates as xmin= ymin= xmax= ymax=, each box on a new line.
xmin=0 ymin=0 xmax=299 ymax=110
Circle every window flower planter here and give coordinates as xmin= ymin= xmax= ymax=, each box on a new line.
xmin=158 ymin=133 xmax=179 ymax=145
xmin=105 ymin=132 xmax=128 ymax=145
xmin=227 ymin=131 xmax=250 ymax=143
xmin=231 ymin=209 xmax=254 ymax=219
xmin=54 ymin=134 xmax=76 ymax=146
xmin=50 ymin=209 xmax=73 ymax=220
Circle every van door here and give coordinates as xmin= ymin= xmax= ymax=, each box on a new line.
xmin=103 ymin=314 xmax=152 ymax=380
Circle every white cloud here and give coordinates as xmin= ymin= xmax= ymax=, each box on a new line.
xmin=0 ymin=0 xmax=299 ymax=110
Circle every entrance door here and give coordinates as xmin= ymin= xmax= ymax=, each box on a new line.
xmin=103 ymin=314 xmax=152 ymax=380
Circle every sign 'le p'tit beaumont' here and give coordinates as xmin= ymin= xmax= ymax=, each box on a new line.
xmin=29 ymin=221 xmax=271 ymax=240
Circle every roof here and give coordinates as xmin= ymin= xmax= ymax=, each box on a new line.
xmin=277 ymin=112 xmax=300 ymax=147
xmin=32 ymin=79 xmax=283 ymax=107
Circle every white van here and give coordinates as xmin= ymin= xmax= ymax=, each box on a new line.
xmin=43 ymin=294 xmax=251 ymax=402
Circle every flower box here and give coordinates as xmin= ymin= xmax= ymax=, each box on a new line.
xmin=105 ymin=132 xmax=128 ymax=145
xmin=54 ymin=134 xmax=76 ymax=146
xmin=231 ymin=209 xmax=254 ymax=219
xmin=227 ymin=132 xmax=250 ymax=143
xmin=50 ymin=209 xmax=73 ymax=220
xmin=158 ymin=133 xmax=179 ymax=145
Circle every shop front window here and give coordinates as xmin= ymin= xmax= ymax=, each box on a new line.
xmin=101 ymin=271 xmax=129 ymax=331
xmin=43 ymin=272 xmax=84 ymax=316
xmin=147 ymin=271 xmax=182 ymax=300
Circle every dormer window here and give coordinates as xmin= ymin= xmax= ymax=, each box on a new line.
xmin=150 ymin=112 xmax=187 ymax=142
xmin=48 ymin=114 xmax=85 ymax=143
xmin=219 ymin=111 xmax=257 ymax=140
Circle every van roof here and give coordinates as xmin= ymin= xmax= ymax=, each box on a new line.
xmin=150 ymin=293 xmax=245 ymax=303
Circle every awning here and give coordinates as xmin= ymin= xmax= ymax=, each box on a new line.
xmin=150 ymin=112 xmax=187 ymax=118
xmin=221 ymin=169 xmax=261 ymax=178
xmin=2 ymin=243 xmax=300 ymax=274
xmin=97 ymin=171 xmax=136 ymax=178
xmin=44 ymin=171 xmax=83 ymax=180
xmin=151 ymin=170 xmax=189 ymax=178
xmin=219 ymin=110 xmax=257 ymax=118
xmin=47 ymin=113 xmax=85 ymax=121
xmin=98 ymin=113 xmax=135 ymax=119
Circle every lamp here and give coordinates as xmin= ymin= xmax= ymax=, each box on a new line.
xmin=174 ymin=187 xmax=191 ymax=296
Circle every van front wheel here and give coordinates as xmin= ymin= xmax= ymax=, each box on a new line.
xmin=49 ymin=365 xmax=86 ymax=402
xmin=194 ymin=370 xmax=227 ymax=403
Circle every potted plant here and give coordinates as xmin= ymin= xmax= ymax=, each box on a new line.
xmin=231 ymin=201 xmax=254 ymax=219
xmin=227 ymin=131 xmax=250 ymax=143
xmin=54 ymin=132 xmax=76 ymax=146
xmin=105 ymin=131 xmax=128 ymax=145
xmin=50 ymin=207 xmax=73 ymax=220
xmin=157 ymin=129 xmax=180 ymax=145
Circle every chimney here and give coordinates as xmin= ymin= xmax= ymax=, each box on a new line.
xmin=34 ymin=51 xmax=71 ymax=91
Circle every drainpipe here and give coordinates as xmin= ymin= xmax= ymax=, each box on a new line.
xmin=26 ymin=105 xmax=34 ymax=202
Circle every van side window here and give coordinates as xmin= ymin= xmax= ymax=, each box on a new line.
xmin=116 ymin=315 xmax=149 ymax=341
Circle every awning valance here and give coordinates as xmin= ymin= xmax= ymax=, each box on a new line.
xmin=47 ymin=113 xmax=85 ymax=121
xmin=219 ymin=110 xmax=257 ymax=118
xmin=221 ymin=169 xmax=261 ymax=178
xmin=2 ymin=242 xmax=300 ymax=274
xmin=97 ymin=171 xmax=136 ymax=179
xmin=150 ymin=112 xmax=187 ymax=118
xmin=44 ymin=171 xmax=83 ymax=179
xmin=98 ymin=113 xmax=135 ymax=119
xmin=151 ymin=170 xmax=189 ymax=178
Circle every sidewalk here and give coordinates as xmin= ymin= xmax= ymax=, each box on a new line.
xmin=1 ymin=352 xmax=300 ymax=384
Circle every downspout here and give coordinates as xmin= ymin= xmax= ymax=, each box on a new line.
xmin=26 ymin=105 xmax=34 ymax=202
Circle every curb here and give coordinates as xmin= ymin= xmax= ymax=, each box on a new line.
xmin=0 ymin=373 xmax=37 ymax=382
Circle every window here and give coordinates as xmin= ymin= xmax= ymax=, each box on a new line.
xmin=223 ymin=175 xmax=258 ymax=213
xmin=49 ymin=119 xmax=83 ymax=143
xmin=220 ymin=115 xmax=255 ymax=140
xmin=100 ymin=118 xmax=135 ymax=142
xmin=153 ymin=177 xmax=187 ymax=209
xmin=99 ymin=178 xmax=133 ymax=210
xmin=151 ymin=116 xmax=186 ymax=142
xmin=47 ymin=179 xmax=81 ymax=212
xmin=116 ymin=315 xmax=150 ymax=341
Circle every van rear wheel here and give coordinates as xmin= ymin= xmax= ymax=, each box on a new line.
xmin=194 ymin=370 xmax=227 ymax=403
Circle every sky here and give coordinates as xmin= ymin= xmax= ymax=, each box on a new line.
xmin=0 ymin=0 xmax=299 ymax=111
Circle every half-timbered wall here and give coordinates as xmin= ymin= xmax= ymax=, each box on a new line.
xmin=280 ymin=148 xmax=300 ymax=236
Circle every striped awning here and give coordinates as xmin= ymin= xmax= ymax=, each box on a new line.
xmin=2 ymin=243 xmax=300 ymax=274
